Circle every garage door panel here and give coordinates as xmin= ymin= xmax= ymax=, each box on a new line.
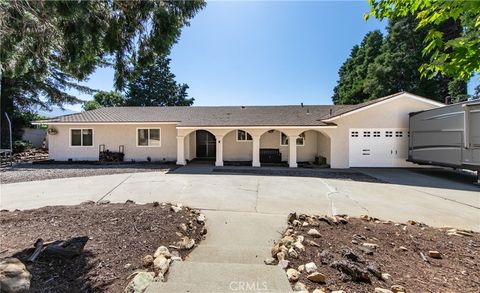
xmin=349 ymin=128 xmax=412 ymax=167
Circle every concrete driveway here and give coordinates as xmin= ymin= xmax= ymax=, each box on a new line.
xmin=1 ymin=167 xmax=479 ymax=231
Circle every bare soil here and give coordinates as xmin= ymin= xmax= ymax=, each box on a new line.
xmin=279 ymin=214 xmax=480 ymax=292
xmin=0 ymin=202 xmax=205 ymax=292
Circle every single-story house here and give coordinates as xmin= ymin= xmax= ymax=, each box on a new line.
xmin=36 ymin=92 xmax=444 ymax=168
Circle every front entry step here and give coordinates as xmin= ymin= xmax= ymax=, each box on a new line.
xmin=145 ymin=261 xmax=292 ymax=292
xmin=186 ymin=244 xmax=273 ymax=264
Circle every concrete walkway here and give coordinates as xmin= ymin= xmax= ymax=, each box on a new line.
xmin=146 ymin=210 xmax=292 ymax=292
xmin=1 ymin=167 xmax=478 ymax=231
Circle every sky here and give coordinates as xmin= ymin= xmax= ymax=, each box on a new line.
xmin=63 ymin=0 xmax=479 ymax=113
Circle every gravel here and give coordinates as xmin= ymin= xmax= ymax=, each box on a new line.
xmin=0 ymin=163 xmax=176 ymax=184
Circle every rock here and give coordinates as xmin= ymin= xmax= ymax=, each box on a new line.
xmin=302 ymin=221 xmax=309 ymax=227
xmin=294 ymin=241 xmax=305 ymax=252
xmin=177 ymin=237 xmax=195 ymax=250
xmin=142 ymin=255 xmax=154 ymax=267
xmin=153 ymin=255 xmax=170 ymax=275
xmin=362 ymin=243 xmax=379 ymax=249
xmin=359 ymin=246 xmax=374 ymax=255
xmin=280 ymin=235 xmax=296 ymax=246
xmin=200 ymin=227 xmax=207 ymax=235
xmin=360 ymin=214 xmax=370 ymax=221
xmin=292 ymin=281 xmax=308 ymax=292
xmin=320 ymin=250 xmax=334 ymax=265
xmin=341 ymin=248 xmax=362 ymax=263
xmin=428 ymin=250 xmax=442 ymax=259
xmin=330 ymin=260 xmax=370 ymax=283
xmin=307 ymin=272 xmax=326 ymax=283
xmin=286 ymin=268 xmax=300 ymax=282
xmin=288 ymin=212 xmax=297 ymax=223
xmin=307 ymin=240 xmax=321 ymax=247
xmin=297 ymin=264 xmax=305 ymax=272
xmin=382 ymin=273 xmax=392 ymax=280
xmin=124 ymin=263 xmax=132 ymax=269
xmin=375 ymin=288 xmax=393 ymax=293
xmin=305 ymin=262 xmax=318 ymax=273
xmin=271 ymin=243 xmax=281 ymax=257
xmin=312 ymin=289 xmax=327 ymax=293
xmin=288 ymin=248 xmax=299 ymax=259
xmin=196 ymin=214 xmax=206 ymax=223
xmin=125 ymin=272 xmax=155 ymax=293
xmin=307 ymin=217 xmax=320 ymax=226
xmin=296 ymin=235 xmax=304 ymax=243
xmin=292 ymin=220 xmax=301 ymax=226
xmin=367 ymin=263 xmax=382 ymax=279
xmin=307 ymin=228 xmax=322 ymax=238
xmin=153 ymin=246 xmax=171 ymax=258
xmin=171 ymin=205 xmax=182 ymax=213
xmin=407 ymin=220 xmax=417 ymax=225
xmin=331 ymin=291 xmax=346 ymax=293
xmin=391 ymin=285 xmax=406 ymax=292
xmin=278 ymin=260 xmax=290 ymax=269
xmin=264 ymin=258 xmax=276 ymax=265
xmin=399 ymin=246 xmax=408 ymax=251
xmin=352 ymin=239 xmax=359 ymax=245
xmin=125 ymin=199 xmax=135 ymax=204
xmin=179 ymin=223 xmax=188 ymax=232
xmin=152 ymin=201 xmax=160 ymax=207
xmin=171 ymin=256 xmax=182 ymax=262
xmin=0 ymin=257 xmax=31 ymax=293
xmin=276 ymin=251 xmax=286 ymax=261
xmin=97 ymin=199 xmax=110 ymax=205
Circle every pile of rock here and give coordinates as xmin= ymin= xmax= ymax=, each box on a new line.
xmin=266 ymin=213 xmax=409 ymax=293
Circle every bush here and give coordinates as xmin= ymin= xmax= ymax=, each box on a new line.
xmin=13 ymin=140 xmax=32 ymax=153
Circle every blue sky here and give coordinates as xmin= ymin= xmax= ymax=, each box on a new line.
xmin=64 ymin=0 xmax=478 ymax=113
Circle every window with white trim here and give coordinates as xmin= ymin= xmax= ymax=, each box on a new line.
xmin=137 ymin=128 xmax=161 ymax=146
xmin=280 ymin=132 xmax=305 ymax=146
xmin=71 ymin=129 xmax=93 ymax=146
xmin=236 ymin=130 xmax=252 ymax=141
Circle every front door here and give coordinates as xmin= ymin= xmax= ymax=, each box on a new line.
xmin=196 ymin=130 xmax=216 ymax=158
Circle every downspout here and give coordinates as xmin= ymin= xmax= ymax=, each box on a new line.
xmin=462 ymin=104 xmax=470 ymax=149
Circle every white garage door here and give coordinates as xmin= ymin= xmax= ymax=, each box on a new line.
xmin=349 ymin=128 xmax=412 ymax=167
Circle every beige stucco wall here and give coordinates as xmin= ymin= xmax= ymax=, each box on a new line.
xmin=223 ymin=130 xmax=253 ymax=161
xmin=48 ymin=124 xmax=178 ymax=162
xmin=325 ymin=95 xmax=442 ymax=168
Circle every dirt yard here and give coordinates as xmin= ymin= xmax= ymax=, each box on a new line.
xmin=0 ymin=162 xmax=175 ymax=184
xmin=0 ymin=202 xmax=205 ymax=292
xmin=271 ymin=213 xmax=480 ymax=293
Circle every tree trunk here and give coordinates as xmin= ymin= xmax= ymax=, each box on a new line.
xmin=1 ymin=76 xmax=15 ymax=149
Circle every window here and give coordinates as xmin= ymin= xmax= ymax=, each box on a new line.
xmin=385 ymin=131 xmax=393 ymax=137
xmin=280 ymin=132 xmax=305 ymax=146
xmin=395 ymin=131 xmax=403 ymax=137
xmin=70 ymin=129 xmax=93 ymax=146
xmin=351 ymin=131 xmax=359 ymax=137
xmin=137 ymin=128 xmax=161 ymax=147
xmin=373 ymin=131 xmax=380 ymax=137
xmin=363 ymin=131 xmax=371 ymax=137
xmin=236 ymin=130 xmax=252 ymax=141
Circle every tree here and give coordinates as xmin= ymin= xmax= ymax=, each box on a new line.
xmin=1 ymin=0 xmax=205 ymax=146
xmin=332 ymin=31 xmax=384 ymax=104
xmin=82 ymin=91 xmax=125 ymax=111
xmin=125 ymin=56 xmax=194 ymax=107
xmin=366 ymin=0 xmax=480 ymax=80
xmin=332 ymin=16 xmax=466 ymax=104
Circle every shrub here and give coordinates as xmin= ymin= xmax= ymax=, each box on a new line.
xmin=13 ymin=140 xmax=32 ymax=153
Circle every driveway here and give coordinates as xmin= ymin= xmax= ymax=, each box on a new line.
xmin=1 ymin=167 xmax=478 ymax=231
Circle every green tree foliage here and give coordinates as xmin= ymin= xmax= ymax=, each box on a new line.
xmin=0 ymin=0 xmax=205 ymax=146
xmin=366 ymin=0 xmax=480 ymax=80
xmin=82 ymin=91 xmax=125 ymax=111
xmin=332 ymin=31 xmax=384 ymax=104
xmin=125 ymin=56 xmax=194 ymax=106
xmin=333 ymin=16 xmax=467 ymax=104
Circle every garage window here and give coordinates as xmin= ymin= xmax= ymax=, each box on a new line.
xmin=70 ymin=129 xmax=93 ymax=147
xmin=385 ymin=131 xmax=393 ymax=137
xmin=373 ymin=131 xmax=380 ymax=137
xmin=137 ymin=128 xmax=161 ymax=147
xmin=363 ymin=131 xmax=371 ymax=137
xmin=351 ymin=131 xmax=359 ymax=137
xmin=395 ymin=131 xmax=403 ymax=137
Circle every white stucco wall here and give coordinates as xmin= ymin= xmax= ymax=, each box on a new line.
xmin=324 ymin=95 xmax=442 ymax=168
xmin=48 ymin=124 xmax=178 ymax=161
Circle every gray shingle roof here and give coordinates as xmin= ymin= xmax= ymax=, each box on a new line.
xmin=37 ymin=92 xmax=408 ymax=127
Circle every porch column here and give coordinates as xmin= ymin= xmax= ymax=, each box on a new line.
xmin=176 ymin=136 xmax=186 ymax=165
xmin=215 ymin=135 xmax=224 ymax=167
xmin=252 ymin=135 xmax=261 ymax=167
xmin=288 ymin=135 xmax=298 ymax=168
